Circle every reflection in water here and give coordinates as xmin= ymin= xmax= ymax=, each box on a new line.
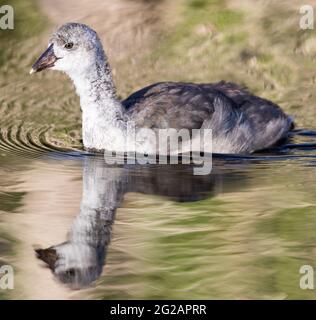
xmin=2 ymin=134 xmax=316 ymax=298
xmin=35 ymin=156 xmax=245 ymax=289
xmin=35 ymin=157 xmax=126 ymax=289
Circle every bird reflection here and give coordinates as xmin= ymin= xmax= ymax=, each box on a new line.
xmin=35 ymin=155 xmax=246 ymax=289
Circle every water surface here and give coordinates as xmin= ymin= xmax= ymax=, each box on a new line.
xmin=1 ymin=130 xmax=316 ymax=299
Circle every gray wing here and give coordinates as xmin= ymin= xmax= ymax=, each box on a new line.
xmin=122 ymin=81 xmax=293 ymax=152
xmin=209 ymin=81 xmax=293 ymax=151
xmin=210 ymin=81 xmax=293 ymax=130
xmin=123 ymin=82 xmax=218 ymax=129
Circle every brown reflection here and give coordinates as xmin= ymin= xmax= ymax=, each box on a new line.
xmin=35 ymin=156 xmax=247 ymax=289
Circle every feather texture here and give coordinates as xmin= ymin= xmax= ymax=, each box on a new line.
xmin=36 ymin=23 xmax=293 ymax=154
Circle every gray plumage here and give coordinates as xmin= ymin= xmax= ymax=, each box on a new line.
xmin=124 ymin=81 xmax=293 ymax=152
xmin=31 ymin=23 xmax=293 ymax=154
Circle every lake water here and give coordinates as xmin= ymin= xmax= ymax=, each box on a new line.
xmin=1 ymin=129 xmax=316 ymax=299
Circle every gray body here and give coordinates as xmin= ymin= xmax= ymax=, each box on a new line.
xmin=30 ymin=23 xmax=293 ymax=154
xmin=124 ymin=81 xmax=293 ymax=153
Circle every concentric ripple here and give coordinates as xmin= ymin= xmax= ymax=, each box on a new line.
xmin=0 ymin=122 xmax=84 ymax=160
xmin=2 ymin=120 xmax=316 ymax=163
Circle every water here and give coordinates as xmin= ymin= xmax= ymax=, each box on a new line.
xmin=1 ymin=127 xmax=316 ymax=299
xmin=1 ymin=0 xmax=316 ymax=301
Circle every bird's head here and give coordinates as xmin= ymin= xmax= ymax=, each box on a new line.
xmin=35 ymin=242 xmax=104 ymax=289
xmin=30 ymin=23 xmax=105 ymax=76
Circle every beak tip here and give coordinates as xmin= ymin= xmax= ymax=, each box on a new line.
xmin=29 ymin=68 xmax=35 ymax=75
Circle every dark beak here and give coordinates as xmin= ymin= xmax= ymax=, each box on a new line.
xmin=35 ymin=247 xmax=58 ymax=270
xmin=29 ymin=43 xmax=58 ymax=74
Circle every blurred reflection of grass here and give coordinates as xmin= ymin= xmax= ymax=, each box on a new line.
xmin=0 ymin=230 xmax=17 ymax=299
xmin=75 ymin=161 xmax=316 ymax=300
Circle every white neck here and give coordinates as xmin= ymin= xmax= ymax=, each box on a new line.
xmin=69 ymin=57 xmax=127 ymax=151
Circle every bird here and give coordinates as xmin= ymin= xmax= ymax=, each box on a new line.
xmin=30 ymin=22 xmax=293 ymax=154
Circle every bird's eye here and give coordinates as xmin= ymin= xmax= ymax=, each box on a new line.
xmin=64 ymin=42 xmax=74 ymax=50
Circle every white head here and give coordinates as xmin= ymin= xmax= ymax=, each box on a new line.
xmin=36 ymin=242 xmax=104 ymax=289
xmin=30 ymin=23 xmax=122 ymax=152
xmin=30 ymin=23 xmax=107 ymax=77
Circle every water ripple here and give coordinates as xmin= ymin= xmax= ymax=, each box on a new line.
xmin=0 ymin=123 xmax=82 ymax=160
xmin=1 ymin=122 xmax=316 ymax=164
